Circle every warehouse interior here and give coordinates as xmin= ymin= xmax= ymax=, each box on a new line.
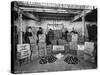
xmin=11 ymin=1 xmax=97 ymax=73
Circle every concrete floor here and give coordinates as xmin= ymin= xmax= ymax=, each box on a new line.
xmin=14 ymin=54 xmax=97 ymax=74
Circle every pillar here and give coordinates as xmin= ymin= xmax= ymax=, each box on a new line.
xmin=18 ymin=9 xmax=23 ymax=44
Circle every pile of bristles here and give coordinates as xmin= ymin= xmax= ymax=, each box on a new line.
xmin=39 ymin=55 xmax=57 ymax=64
xmin=64 ymin=56 xmax=80 ymax=64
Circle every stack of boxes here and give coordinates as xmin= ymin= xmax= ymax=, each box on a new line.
xmin=38 ymin=42 xmax=46 ymax=57
xmin=64 ymin=43 xmax=70 ymax=54
xmin=38 ymin=34 xmax=47 ymax=57
xmin=84 ymin=42 xmax=94 ymax=62
xmin=29 ymin=36 xmax=38 ymax=61
xmin=30 ymin=44 xmax=38 ymax=60
xmin=46 ymin=45 xmax=52 ymax=55
xmin=77 ymin=45 xmax=84 ymax=59
xmin=68 ymin=34 xmax=78 ymax=56
xmin=78 ymin=35 xmax=84 ymax=44
xmin=69 ymin=42 xmax=77 ymax=56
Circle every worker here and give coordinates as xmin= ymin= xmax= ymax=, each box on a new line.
xmin=46 ymin=29 xmax=54 ymax=45
xmin=25 ymin=27 xmax=32 ymax=43
xmin=37 ymin=27 xmax=43 ymax=44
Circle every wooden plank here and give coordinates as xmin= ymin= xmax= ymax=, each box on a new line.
xmin=16 ymin=1 xmax=93 ymax=10
xmin=71 ymin=10 xmax=92 ymax=22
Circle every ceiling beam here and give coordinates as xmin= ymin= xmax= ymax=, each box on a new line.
xmin=20 ymin=7 xmax=81 ymax=14
xmin=14 ymin=6 xmax=39 ymax=21
xmin=16 ymin=1 xmax=94 ymax=10
xmin=71 ymin=10 xmax=92 ymax=22
xmin=23 ymin=12 xmax=39 ymax=21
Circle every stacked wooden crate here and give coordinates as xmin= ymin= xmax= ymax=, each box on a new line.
xmin=38 ymin=43 xmax=46 ymax=57
xmin=77 ymin=45 xmax=84 ymax=59
xmin=64 ymin=43 xmax=70 ymax=54
xmin=84 ymin=42 xmax=94 ymax=62
xmin=46 ymin=45 xmax=52 ymax=55
xmin=30 ymin=44 xmax=38 ymax=60
xmin=69 ymin=42 xmax=77 ymax=56
xmin=78 ymin=35 xmax=84 ymax=44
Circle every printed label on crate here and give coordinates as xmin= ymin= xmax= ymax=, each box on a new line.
xmin=17 ymin=44 xmax=31 ymax=59
xmin=17 ymin=44 xmax=30 ymax=52
xmin=84 ymin=42 xmax=94 ymax=54
xmin=20 ymin=50 xmax=31 ymax=59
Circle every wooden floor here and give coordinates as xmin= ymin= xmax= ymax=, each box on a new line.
xmin=14 ymin=54 xmax=97 ymax=74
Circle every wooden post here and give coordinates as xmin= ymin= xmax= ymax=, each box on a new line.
xmin=18 ymin=9 xmax=23 ymax=44
xmin=82 ymin=10 xmax=85 ymax=36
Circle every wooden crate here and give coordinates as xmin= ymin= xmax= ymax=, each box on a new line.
xmin=46 ymin=45 xmax=52 ymax=55
xmin=77 ymin=50 xmax=84 ymax=59
xmin=84 ymin=42 xmax=94 ymax=55
xmin=64 ymin=44 xmax=70 ymax=54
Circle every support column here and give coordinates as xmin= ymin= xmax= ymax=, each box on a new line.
xmin=18 ymin=9 xmax=23 ymax=44
xmin=82 ymin=10 xmax=88 ymax=41
xmin=82 ymin=10 xmax=85 ymax=36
